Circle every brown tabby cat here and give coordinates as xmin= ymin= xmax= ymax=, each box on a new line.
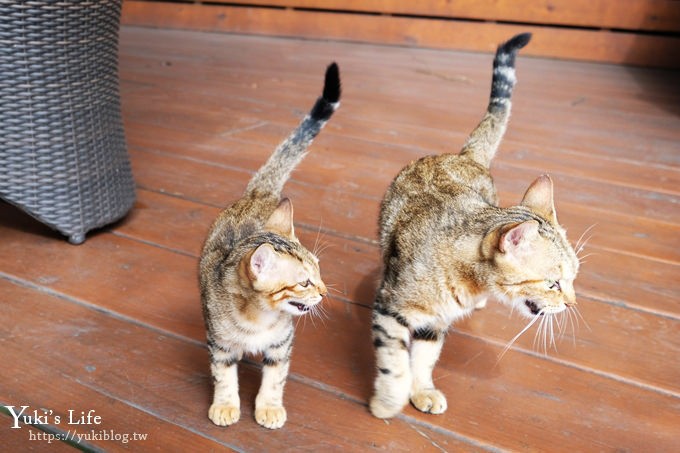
xmin=370 ymin=33 xmax=580 ymax=419
xmin=200 ymin=63 xmax=340 ymax=429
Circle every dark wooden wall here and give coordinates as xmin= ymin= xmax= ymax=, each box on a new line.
xmin=122 ymin=0 xmax=680 ymax=67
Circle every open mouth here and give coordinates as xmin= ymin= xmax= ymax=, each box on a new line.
xmin=525 ymin=300 xmax=542 ymax=315
xmin=288 ymin=301 xmax=310 ymax=313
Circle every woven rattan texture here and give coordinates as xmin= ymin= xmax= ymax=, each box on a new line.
xmin=0 ymin=1 xmax=135 ymax=244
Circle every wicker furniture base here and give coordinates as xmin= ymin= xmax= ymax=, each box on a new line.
xmin=0 ymin=0 xmax=135 ymax=244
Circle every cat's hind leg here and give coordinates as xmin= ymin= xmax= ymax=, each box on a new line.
xmin=369 ymin=302 xmax=412 ymax=419
xmin=410 ymin=328 xmax=447 ymax=414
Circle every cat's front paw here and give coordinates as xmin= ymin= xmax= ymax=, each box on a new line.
xmin=411 ymin=389 xmax=447 ymax=414
xmin=208 ymin=404 xmax=241 ymax=426
xmin=369 ymin=395 xmax=404 ymax=419
xmin=255 ymin=405 xmax=287 ymax=429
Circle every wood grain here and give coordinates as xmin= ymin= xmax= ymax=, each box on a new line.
xmin=218 ymin=0 xmax=680 ymax=32
xmin=121 ymin=1 xmax=680 ymax=67
xmin=1 ymin=26 xmax=678 ymax=451
xmin=0 ymin=279 xmax=476 ymax=452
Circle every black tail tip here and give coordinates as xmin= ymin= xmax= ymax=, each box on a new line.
xmin=322 ymin=62 xmax=341 ymax=104
xmin=499 ymin=32 xmax=532 ymax=54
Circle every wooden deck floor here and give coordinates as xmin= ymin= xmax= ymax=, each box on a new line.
xmin=2 ymin=26 xmax=679 ymax=451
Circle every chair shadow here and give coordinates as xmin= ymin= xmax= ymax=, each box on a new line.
xmin=627 ymin=65 xmax=680 ymax=117
xmin=0 ymin=200 xmax=64 ymax=242
xmin=623 ymin=23 xmax=680 ymax=116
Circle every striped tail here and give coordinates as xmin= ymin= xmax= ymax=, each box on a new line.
xmin=246 ymin=62 xmax=341 ymax=197
xmin=460 ymin=33 xmax=531 ymax=168
xmin=489 ymin=32 xmax=532 ymax=113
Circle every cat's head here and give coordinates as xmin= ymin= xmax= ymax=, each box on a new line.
xmin=246 ymin=199 xmax=327 ymax=316
xmin=487 ymin=175 xmax=579 ymax=317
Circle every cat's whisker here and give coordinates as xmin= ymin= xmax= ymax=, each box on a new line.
xmin=535 ymin=314 xmax=546 ymax=355
xmin=572 ymin=305 xmax=591 ymax=332
xmin=541 ymin=314 xmax=550 ymax=355
xmin=311 ymin=300 xmax=330 ymax=325
xmin=576 ymin=233 xmax=595 ymax=257
xmin=542 ymin=319 xmax=548 ymax=355
xmin=549 ymin=315 xmax=557 ymax=352
xmin=576 ymin=236 xmax=590 ymax=254
xmin=294 ymin=313 xmax=303 ymax=330
xmin=313 ymin=241 xmax=334 ymax=259
xmin=577 ymin=252 xmax=596 ymax=263
xmin=569 ymin=305 xmax=581 ymax=331
xmin=540 ymin=316 xmax=548 ymax=355
xmin=312 ymin=218 xmax=324 ymax=257
xmin=304 ymin=303 xmax=319 ymax=329
xmin=574 ymin=223 xmax=597 ymax=253
xmin=319 ymin=306 xmax=331 ymax=323
xmin=566 ymin=308 xmax=577 ymax=346
xmin=324 ymin=283 xmax=345 ymax=296
xmin=532 ymin=315 xmax=543 ymax=351
xmin=497 ymin=309 xmax=543 ymax=363
xmin=555 ymin=311 xmax=566 ymax=338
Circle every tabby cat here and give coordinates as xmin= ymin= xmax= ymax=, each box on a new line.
xmin=369 ymin=33 xmax=580 ymax=419
xmin=200 ymin=63 xmax=340 ymax=429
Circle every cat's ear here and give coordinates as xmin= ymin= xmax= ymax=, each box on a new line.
xmin=499 ymin=220 xmax=539 ymax=255
xmin=250 ymin=243 xmax=278 ymax=280
xmin=265 ymin=198 xmax=295 ymax=238
xmin=521 ymin=175 xmax=558 ymax=224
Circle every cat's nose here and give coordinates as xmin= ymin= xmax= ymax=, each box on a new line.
xmin=318 ymin=281 xmax=328 ymax=297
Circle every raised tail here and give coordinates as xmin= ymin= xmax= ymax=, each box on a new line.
xmin=246 ymin=62 xmax=341 ymax=197
xmin=460 ymin=33 xmax=531 ymax=167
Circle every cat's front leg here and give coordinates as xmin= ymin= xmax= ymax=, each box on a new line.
xmin=208 ymin=344 xmax=242 ymax=426
xmin=369 ymin=307 xmax=412 ymax=419
xmin=410 ymin=328 xmax=447 ymax=414
xmin=255 ymin=329 xmax=294 ymax=429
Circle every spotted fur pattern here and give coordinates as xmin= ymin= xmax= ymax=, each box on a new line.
xmin=200 ymin=63 xmax=340 ymax=429
xmin=370 ymin=33 xmax=580 ymax=419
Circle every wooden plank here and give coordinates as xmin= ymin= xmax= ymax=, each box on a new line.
xmin=121 ymin=150 xmax=680 ymax=318
xmin=127 ymin=127 xmax=680 ymax=235
xmin=1 ymin=249 xmax=678 ymax=451
xmin=115 ymin=30 xmax=680 ymax=172
xmin=4 ymin=188 xmax=680 ymax=399
xmin=110 ymin=189 xmax=680 ymax=395
xmin=5 ymin=185 xmax=678 ymax=398
xmin=222 ymin=0 xmax=680 ymax=32
xmin=123 ymin=121 xmax=680 ymax=265
xmin=0 ymin=279 xmax=476 ymax=452
xmin=117 ymin=27 xmax=680 ymax=164
xmin=1 ymin=23 xmax=678 ymax=453
xmin=119 ymin=76 xmax=680 ymax=170
xmin=114 ymin=57 xmax=679 ymax=221
xmin=121 ymin=2 xmax=680 ymax=67
xmin=0 ymin=415 xmax=77 ymax=452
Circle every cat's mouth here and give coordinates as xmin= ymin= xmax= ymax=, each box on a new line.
xmin=525 ymin=300 xmax=565 ymax=315
xmin=525 ymin=300 xmax=543 ymax=316
xmin=288 ymin=301 xmax=310 ymax=313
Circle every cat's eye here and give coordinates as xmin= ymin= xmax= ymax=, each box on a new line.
xmin=299 ymin=279 xmax=312 ymax=288
xmin=547 ymin=280 xmax=561 ymax=291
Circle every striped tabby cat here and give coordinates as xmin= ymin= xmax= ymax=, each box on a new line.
xmin=370 ymin=33 xmax=580 ymax=419
xmin=200 ymin=63 xmax=340 ymax=429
